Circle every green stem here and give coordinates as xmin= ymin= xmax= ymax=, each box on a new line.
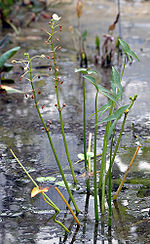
xmin=10 ymin=149 xmax=59 ymax=211
xmin=120 ymin=55 xmax=126 ymax=82
xmin=28 ymin=57 xmax=79 ymax=213
xmin=83 ymin=75 xmax=90 ymax=192
xmin=108 ymin=134 xmax=114 ymax=224
xmin=99 ymin=103 xmax=113 ymax=213
xmin=42 ymin=193 xmax=70 ymax=232
xmin=88 ymin=133 xmax=92 ymax=173
xmin=105 ymin=95 xmax=137 ymax=184
xmin=94 ymin=90 xmax=99 ymax=221
xmin=50 ymin=24 xmax=77 ymax=185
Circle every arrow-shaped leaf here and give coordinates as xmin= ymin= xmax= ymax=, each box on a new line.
xmin=0 ymin=46 xmax=20 ymax=68
xmin=0 ymin=85 xmax=23 ymax=94
xmin=31 ymin=186 xmax=50 ymax=198
xmin=119 ymin=39 xmax=139 ymax=62
xmin=84 ymin=75 xmax=117 ymax=103
xmin=98 ymin=104 xmax=129 ymax=124
xmin=111 ymin=67 xmax=123 ymax=96
xmin=75 ymin=68 xmax=97 ymax=75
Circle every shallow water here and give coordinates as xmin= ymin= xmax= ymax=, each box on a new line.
xmin=0 ymin=0 xmax=150 ymax=243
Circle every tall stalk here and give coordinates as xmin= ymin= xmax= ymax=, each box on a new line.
xmin=50 ymin=20 xmax=77 ymax=185
xmin=105 ymin=95 xmax=137 ymax=184
xmin=26 ymin=54 xmax=79 ymax=213
xmin=82 ymin=75 xmax=90 ymax=192
xmin=98 ymin=104 xmax=113 ymax=213
xmin=94 ymin=90 xmax=99 ymax=221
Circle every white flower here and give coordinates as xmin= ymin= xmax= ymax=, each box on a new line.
xmin=41 ymin=54 xmax=45 ymax=59
xmin=52 ymin=13 xmax=61 ymax=21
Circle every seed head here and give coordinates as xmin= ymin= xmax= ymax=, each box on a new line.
xmin=19 ymin=75 xmax=24 ymax=81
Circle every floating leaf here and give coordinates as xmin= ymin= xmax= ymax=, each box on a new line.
xmin=0 ymin=85 xmax=23 ymax=94
xmin=56 ymin=181 xmax=72 ymax=188
xmin=36 ymin=176 xmax=56 ymax=182
xmin=77 ymin=153 xmax=84 ymax=160
xmin=0 ymin=46 xmax=20 ymax=68
xmin=31 ymin=186 xmax=50 ymax=198
xmin=77 ymin=152 xmax=94 ymax=160
xmin=87 ymin=152 xmax=94 ymax=158
xmin=79 ymin=171 xmax=100 ymax=178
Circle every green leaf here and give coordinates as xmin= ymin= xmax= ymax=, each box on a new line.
xmin=90 ymin=100 xmax=112 ymax=118
xmin=0 ymin=63 xmax=13 ymax=73
xmin=78 ymin=152 xmax=94 ymax=160
xmin=111 ymin=67 xmax=123 ymax=96
xmin=0 ymin=46 xmax=20 ymax=68
xmin=56 ymin=181 xmax=72 ymax=188
xmin=75 ymin=68 xmax=97 ymax=75
xmin=36 ymin=176 xmax=56 ymax=182
xmin=98 ymin=104 xmax=129 ymax=124
xmin=108 ymin=119 xmax=118 ymax=139
xmin=84 ymin=75 xmax=118 ymax=103
xmin=0 ymin=85 xmax=23 ymax=94
xmin=87 ymin=152 xmax=94 ymax=158
xmin=96 ymin=35 xmax=100 ymax=49
xmin=77 ymin=153 xmax=84 ymax=160
xmin=119 ymin=39 xmax=140 ymax=61
xmin=97 ymin=102 xmax=112 ymax=120
xmin=82 ymin=29 xmax=88 ymax=42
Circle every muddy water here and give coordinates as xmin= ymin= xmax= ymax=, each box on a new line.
xmin=0 ymin=0 xmax=150 ymax=243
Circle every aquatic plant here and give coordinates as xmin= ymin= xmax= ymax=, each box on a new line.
xmin=0 ymin=46 xmax=20 ymax=82
xmin=10 ymin=13 xmax=141 ymax=231
xmin=11 ymin=14 xmax=79 ymax=216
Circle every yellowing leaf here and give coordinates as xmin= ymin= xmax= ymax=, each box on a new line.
xmin=31 ymin=186 xmax=50 ymax=198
